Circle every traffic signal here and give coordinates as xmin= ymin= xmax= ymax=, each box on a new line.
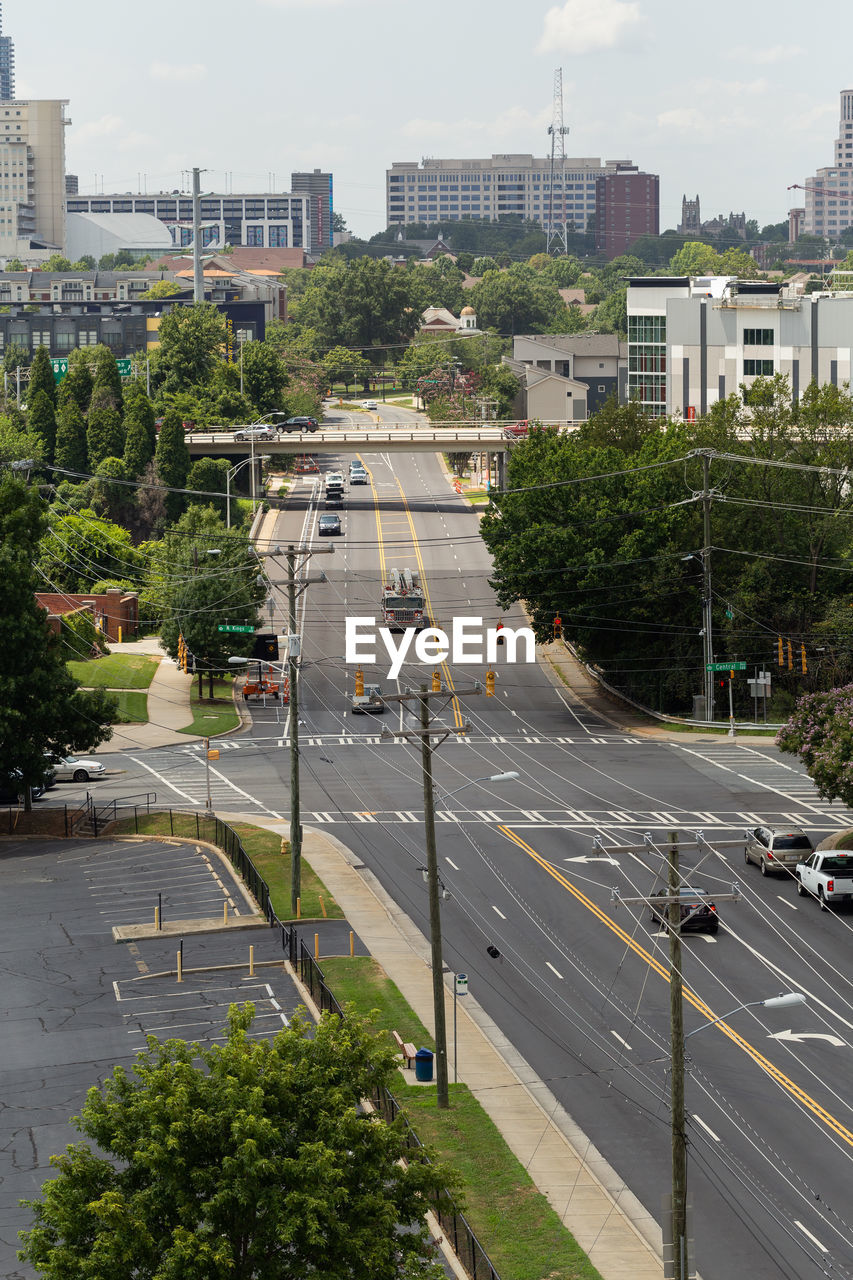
xmin=431 ymin=670 xmax=441 ymax=692
xmin=495 ymin=618 xmax=505 ymax=647
xmin=801 ymin=644 xmax=807 ymax=674
xmin=253 ymin=633 xmax=279 ymax=661
xmin=553 ymin=614 xmax=562 ymax=640
xmin=185 ymin=650 xmax=195 ymax=674
xmin=355 ymin=668 xmax=364 ymax=697
xmin=719 ymin=678 xmax=726 ymax=689
xmin=178 ymin=635 xmax=187 ymax=671
xmin=777 ymin=636 xmax=783 ymax=666
xmin=787 ymin=640 xmax=794 ymax=671
xmin=486 ymin=669 xmax=496 ymax=697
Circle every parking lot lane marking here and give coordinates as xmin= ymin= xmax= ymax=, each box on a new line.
xmin=546 ymin=962 xmax=564 ymax=980
xmin=119 ymin=983 xmax=269 ymax=999
xmin=113 ymin=981 xmax=122 ymax=1001
xmin=491 ymin=906 xmax=506 ymax=919
xmin=777 ymin=895 xmax=798 ymax=911
xmin=692 ymin=1115 xmax=720 ymax=1142
xmin=611 ymin=1031 xmax=634 ymax=1051
xmin=794 ymin=1222 xmax=828 ymax=1253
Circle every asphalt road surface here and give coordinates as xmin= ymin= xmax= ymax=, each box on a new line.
xmin=37 ymin=416 xmax=853 ymax=1280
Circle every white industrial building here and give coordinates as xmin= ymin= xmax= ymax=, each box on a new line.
xmin=65 ymin=212 xmax=172 ymax=262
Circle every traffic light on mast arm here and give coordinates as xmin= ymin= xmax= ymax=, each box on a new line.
xmin=486 ymin=669 xmax=496 ymax=697
xmin=553 ymin=614 xmax=562 ymax=640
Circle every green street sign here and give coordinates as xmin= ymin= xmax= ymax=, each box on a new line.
xmin=218 ymin=624 xmax=255 ymax=634
xmin=51 ymin=357 xmax=68 ymax=382
xmin=706 ymin=661 xmax=747 ymax=672
xmin=116 ymin=358 xmax=133 ymax=377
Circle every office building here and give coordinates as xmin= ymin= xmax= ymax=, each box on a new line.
xmin=595 ymin=167 xmax=659 ymax=259
xmin=626 ymin=274 xmax=853 ymax=418
xmin=291 ymin=169 xmax=333 ymax=256
xmin=802 ymin=89 xmax=853 ymax=237
xmin=386 ymin=155 xmax=638 ymax=229
xmin=0 ymin=3 xmax=15 ymax=100
xmin=65 ymin=189 xmax=312 ymax=252
xmin=0 ymin=98 xmax=68 ymax=257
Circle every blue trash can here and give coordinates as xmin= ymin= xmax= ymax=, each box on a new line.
xmin=414 ymin=1047 xmax=434 ymax=1082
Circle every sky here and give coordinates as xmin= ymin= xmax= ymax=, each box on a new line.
xmin=10 ymin=0 xmax=852 ymax=240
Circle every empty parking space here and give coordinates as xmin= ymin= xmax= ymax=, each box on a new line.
xmin=116 ymin=973 xmax=296 ymax=1045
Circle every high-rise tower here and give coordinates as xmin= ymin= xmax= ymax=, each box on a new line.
xmin=0 ymin=4 xmax=15 ymax=100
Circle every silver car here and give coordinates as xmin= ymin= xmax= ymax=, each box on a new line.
xmin=52 ymin=755 xmax=107 ymax=783
xmin=745 ymin=825 xmax=814 ymax=876
xmin=233 ymin=426 xmax=276 ymax=442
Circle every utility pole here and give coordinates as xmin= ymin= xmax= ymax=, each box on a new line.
xmin=192 ymin=166 xmax=204 ymax=304
xmin=668 ymin=831 xmax=687 ymax=1280
xmin=701 ymin=453 xmax=714 ymax=723
xmin=381 ymin=682 xmax=482 ymax=1108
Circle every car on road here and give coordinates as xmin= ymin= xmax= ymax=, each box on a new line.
xmin=349 ymin=462 xmax=369 ymax=484
xmin=318 ymin=514 xmax=342 ymax=536
xmin=649 ymin=885 xmax=719 ymax=934
xmin=233 ymin=425 xmax=277 ymax=441
xmin=504 ymin=421 xmax=529 ymax=439
xmin=283 ymin=416 xmax=320 ymax=433
xmin=796 ymin=850 xmax=853 ymax=908
xmin=362 ymin=399 xmax=378 ymax=410
xmin=745 ymin=825 xmax=814 ymax=876
xmin=351 ymin=683 xmax=385 ymax=714
xmin=50 ymin=755 xmax=107 ymax=783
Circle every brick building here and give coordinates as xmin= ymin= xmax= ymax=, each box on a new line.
xmin=36 ymin=588 xmax=139 ymax=642
xmin=595 ymin=167 xmax=660 ymax=260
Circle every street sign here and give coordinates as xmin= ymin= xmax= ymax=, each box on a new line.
xmin=116 ymin=358 xmax=133 ymax=377
xmin=706 ymin=661 xmax=747 ymax=672
xmin=217 ymin=624 xmax=255 ymax=634
xmin=51 ymin=357 xmax=68 ymax=382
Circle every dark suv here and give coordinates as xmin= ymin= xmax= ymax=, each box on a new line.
xmin=283 ymin=416 xmax=319 ymax=433
xmin=649 ymin=886 xmax=719 ymax=934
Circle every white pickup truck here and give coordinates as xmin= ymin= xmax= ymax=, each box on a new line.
xmin=795 ymin=850 xmax=853 ymax=909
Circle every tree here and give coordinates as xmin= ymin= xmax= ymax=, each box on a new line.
xmin=0 ymin=476 xmax=115 ymax=805
xmin=668 ymin=241 xmax=723 ymax=275
xmin=87 ymin=392 xmax=124 ymax=470
xmin=123 ymin=412 xmax=153 ymax=479
xmin=123 ymin=379 xmax=157 ymax=454
xmin=26 ymin=389 xmax=57 ymax=461
xmin=155 ymin=302 xmax=227 ymax=394
xmin=38 ymin=509 xmax=143 ymax=592
xmin=19 ymin=1003 xmax=452 ymax=1279
xmin=778 ymin=687 xmax=853 ymax=805
xmin=469 ymin=268 xmax=566 ymax=334
xmin=89 ymin=457 xmax=133 ymax=524
xmin=0 ymin=417 xmax=44 ymax=466
xmin=139 ymin=279 xmax=183 ymax=298
xmin=28 ymin=345 xmax=57 ymax=407
xmin=154 ymin=407 xmax=190 ymax=520
xmin=323 ymin=344 xmax=371 ymax=392
xmin=3 ymin=340 xmax=28 ymax=379
xmin=93 ymin=346 xmax=124 ymax=412
xmin=59 ymin=359 xmax=94 ymax=415
xmin=293 ymin=258 xmax=421 ymax=356
xmin=239 ymin=340 xmax=289 ymax=415
xmin=331 ymin=210 xmax=347 ymax=232
xmin=54 ymin=397 xmax=88 ymax=472
xmin=187 ymin=456 xmax=232 ymax=521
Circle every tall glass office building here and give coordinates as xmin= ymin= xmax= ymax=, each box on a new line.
xmin=0 ymin=3 xmax=15 ymax=100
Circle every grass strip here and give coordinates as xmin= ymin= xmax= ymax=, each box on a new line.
xmin=319 ymin=956 xmax=602 ymax=1280
xmin=178 ymin=676 xmax=240 ymax=736
xmin=112 ymin=691 xmax=149 ymax=723
xmin=68 ymin=653 xmax=159 ymax=689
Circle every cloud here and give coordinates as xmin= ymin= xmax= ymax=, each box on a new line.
xmin=73 ymin=114 xmax=125 ymax=142
xmin=537 ymin=0 xmax=642 ymax=55
xmin=399 ymin=103 xmax=552 ymax=143
xmin=729 ymin=43 xmax=805 ymax=64
xmin=258 ymin=0 xmax=353 ymax=6
xmin=149 ymin=61 xmax=207 ymax=82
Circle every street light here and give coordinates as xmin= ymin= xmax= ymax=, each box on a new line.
xmin=226 ymin=454 xmax=271 ymax=529
xmin=670 ymin=989 xmax=808 ymax=1278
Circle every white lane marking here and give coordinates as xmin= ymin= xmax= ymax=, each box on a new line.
xmin=776 ymin=895 xmax=798 ymax=911
xmin=692 ymin=1114 xmax=720 ymax=1142
xmin=610 ymin=1031 xmax=633 ymax=1050
xmin=546 ymin=962 xmax=564 ymax=979
xmin=128 ymin=756 xmax=199 ymax=803
xmin=445 ymin=858 xmax=460 ymax=870
xmin=794 ymin=1221 xmax=828 ymax=1252
xmin=491 ymin=905 xmax=506 ymax=919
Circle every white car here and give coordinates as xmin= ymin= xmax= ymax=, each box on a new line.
xmin=362 ymin=399 xmax=378 ymax=410
xmin=52 ymin=755 xmax=107 ymax=783
xmin=233 ymin=425 xmax=276 ymax=441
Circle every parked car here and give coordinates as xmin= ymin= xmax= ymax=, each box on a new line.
xmin=234 ymin=425 xmax=276 ymax=441
xmin=745 ymin=826 xmax=814 ymax=876
xmin=0 ymin=771 xmax=45 ymax=804
xmin=649 ymin=885 xmax=719 ymax=934
xmin=318 ymin=514 xmax=342 ymax=536
xmin=51 ymin=755 xmax=107 ymax=783
xmin=283 ymin=416 xmax=320 ymax=433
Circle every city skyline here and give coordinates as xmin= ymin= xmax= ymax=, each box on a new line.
xmin=8 ymin=0 xmax=853 ymax=240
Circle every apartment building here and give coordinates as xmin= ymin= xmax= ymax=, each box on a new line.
xmin=0 ymin=98 xmax=68 ymax=256
xmin=386 ymin=154 xmax=637 ymax=228
xmin=595 ymin=167 xmax=659 ymax=259
xmin=626 ymin=274 xmax=853 ymax=418
xmin=802 ymin=89 xmax=853 ymax=238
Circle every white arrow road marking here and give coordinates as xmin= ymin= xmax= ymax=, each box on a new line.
xmin=768 ymin=1029 xmax=846 ymax=1047
xmin=564 ymin=855 xmax=619 ymax=865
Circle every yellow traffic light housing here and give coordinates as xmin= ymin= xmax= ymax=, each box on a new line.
xmin=486 ymin=669 xmax=496 ymax=697
xmin=355 ymin=668 xmax=364 ymax=697
xmin=431 ymin=670 xmax=441 ymax=692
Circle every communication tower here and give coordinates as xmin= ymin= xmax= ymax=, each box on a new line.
xmin=546 ymin=68 xmax=570 ymax=255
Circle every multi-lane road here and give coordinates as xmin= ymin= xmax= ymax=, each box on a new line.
xmin=89 ymin=406 xmax=853 ymax=1280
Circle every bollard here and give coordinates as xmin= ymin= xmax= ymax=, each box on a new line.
xmin=249 ymin=945 xmax=254 ymax=977
xmin=177 ymin=950 xmax=183 ymax=983
xmin=223 ymin=900 xmax=228 ymax=923
xmin=319 ymin=895 xmax=327 ymax=919
xmin=296 ymin=897 xmax=301 ymax=920
xmin=315 ymin=932 xmax=319 ymax=960
xmin=349 ymin=930 xmax=354 ymax=958
xmin=118 ymin=625 xmax=122 ymax=644
xmin=154 ymin=905 xmax=160 ymax=930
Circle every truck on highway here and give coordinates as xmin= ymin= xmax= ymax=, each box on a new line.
xmin=381 ymin=568 xmax=426 ymax=631
xmin=351 ymin=683 xmax=385 ymax=715
xmin=795 ymin=850 xmax=853 ymax=908
xmin=325 ymin=471 xmax=345 ymax=507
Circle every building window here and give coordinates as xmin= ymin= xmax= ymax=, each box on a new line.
xmin=246 ymin=225 xmax=264 ymax=246
xmin=743 ymin=359 xmax=774 ymax=376
xmin=269 ymin=225 xmax=288 ymax=247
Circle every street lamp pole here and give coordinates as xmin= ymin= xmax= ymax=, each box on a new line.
xmin=226 ymin=455 xmax=270 ymax=530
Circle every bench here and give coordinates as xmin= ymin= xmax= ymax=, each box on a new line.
xmin=392 ymin=1030 xmax=417 ymax=1069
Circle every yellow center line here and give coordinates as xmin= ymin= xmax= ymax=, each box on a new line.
xmin=499 ymin=825 xmax=853 ymax=1149
xmin=394 ymin=476 xmax=464 ymax=730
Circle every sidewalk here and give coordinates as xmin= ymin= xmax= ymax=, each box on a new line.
xmin=219 ymin=813 xmax=664 ymax=1280
xmin=95 ymin=636 xmax=200 ymax=753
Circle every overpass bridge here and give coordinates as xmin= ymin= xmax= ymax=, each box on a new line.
xmin=186 ymin=425 xmax=513 ymax=459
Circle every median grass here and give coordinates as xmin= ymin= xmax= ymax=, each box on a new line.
xmin=68 ymin=653 xmax=159 ymax=689
xmin=318 ymin=955 xmax=603 ymax=1280
xmin=178 ymin=676 xmax=240 ymax=736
